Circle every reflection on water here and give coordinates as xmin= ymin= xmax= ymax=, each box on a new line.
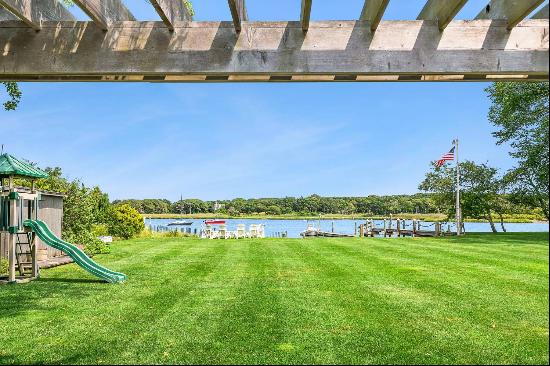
xmin=145 ymin=218 xmax=549 ymax=238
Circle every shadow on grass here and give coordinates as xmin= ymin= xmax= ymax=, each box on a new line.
xmin=37 ymin=277 xmax=106 ymax=284
xmin=0 ymin=276 xmax=105 ymax=318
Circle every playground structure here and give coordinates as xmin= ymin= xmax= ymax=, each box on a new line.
xmin=359 ymin=218 xmax=462 ymax=238
xmin=0 ymin=154 xmax=126 ymax=284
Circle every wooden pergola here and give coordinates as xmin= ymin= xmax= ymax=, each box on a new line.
xmin=0 ymin=0 xmax=548 ymax=83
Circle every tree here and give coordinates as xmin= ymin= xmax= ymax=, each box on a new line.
xmin=419 ymin=161 xmax=505 ymax=233
xmin=486 ymin=82 xmax=549 ymax=220
xmin=2 ymin=82 xmax=22 ymax=111
xmin=108 ymin=204 xmax=144 ymax=239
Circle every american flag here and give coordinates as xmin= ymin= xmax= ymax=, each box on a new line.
xmin=435 ymin=146 xmax=455 ymax=168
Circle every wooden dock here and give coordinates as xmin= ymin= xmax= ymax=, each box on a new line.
xmin=359 ymin=219 xmax=458 ymax=238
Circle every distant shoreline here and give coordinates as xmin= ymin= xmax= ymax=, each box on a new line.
xmin=142 ymin=213 xmax=548 ymax=224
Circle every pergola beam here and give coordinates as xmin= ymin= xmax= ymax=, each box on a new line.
xmin=301 ymin=0 xmax=312 ymax=33
xmin=360 ymin=0 xmax=390 ymax=32
xmin=150 ymin=0 xmax=192 ymax=31
xmin=418 ymin=0 xmax=469 ymax=31
xmin=0 ymin=0 xmax=74 ymax=30
xmin=72 ymin=0 xmax=135 ymax=31
xmin=476 ymin=0 xmax=546 ymax=30
xmin=0 ymin=20 xmax=547 ymax=82
xmin=532 ymin=4 xmax=548 ymax=19
xmin=227 ymin=0 xmax=247 ymax=33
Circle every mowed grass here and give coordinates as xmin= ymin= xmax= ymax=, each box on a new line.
xmin=0 ymin=233 xmax=548 ymax=365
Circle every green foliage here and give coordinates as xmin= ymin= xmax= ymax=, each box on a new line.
xmin=91 ymin=223 xmax=109 ymax=237
xmin=2 ymin=82 xmax=22 ymax=111
xmin=0 ymin=258 xmax=7 ymax=275
xmin=108 ymin=204 xmax=145 ymax=239
xmin=486 ymin=82 xmax=549 ymax=220
xmin=66 ymin=230 xmax=110 ymax=255
xmin=419 ymin=160 xmax=507 ymax=232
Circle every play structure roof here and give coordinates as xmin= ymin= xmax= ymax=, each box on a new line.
xmin=0 ymin=154 xmax=48 ymax=179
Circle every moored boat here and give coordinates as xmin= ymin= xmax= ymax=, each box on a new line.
xmin=204 ymin=219 xmax=226 ymax=225
xmin=167 ymin=220 xmax=193 ymax=226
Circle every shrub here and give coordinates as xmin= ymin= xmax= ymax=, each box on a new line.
xmin=65 ymin=230 xmax=110 ymax=255
xmin=0 ymin=258 xmax=8 ymax=276
xmin=91 ymin=224 xmax=109 ymax=237
xmin=108 ymin=204 xmax=145 ymax=240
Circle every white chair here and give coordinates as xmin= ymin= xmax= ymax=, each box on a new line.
xmin=249 ymin=224 xmax=258 ymax=238
xmin=202 ymin=225 xmax=212 ymax=239
xmin=219 ymin=224 xmax=228 ymax=239
xmin=236 ymin=224 xmax=246 ymax=239
xmin=257 ymin=224 xmax=265 ymax=238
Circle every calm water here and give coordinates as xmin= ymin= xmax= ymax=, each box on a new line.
xmin=145 ymin=218 xmax=549 ymax=238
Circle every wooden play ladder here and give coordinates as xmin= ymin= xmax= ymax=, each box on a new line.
xmin=15 ymin=232 xmax=33 ymax=276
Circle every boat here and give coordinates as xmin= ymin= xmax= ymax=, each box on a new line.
xmin=300 ymin=224 xmax=355 ymax=238
xmin=204 ymin=219 xmax=226 ymax=225
xmin=167 ymin=220 xmax=193 ymax=226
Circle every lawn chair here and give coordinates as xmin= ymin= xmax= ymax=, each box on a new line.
xmin=202 ymin=225 xmax=212 ymax=239
xmin=219 ymin=224 xmax=229 ymax=239
xmin=249 ymin=224 xmax=258 ymax=238
xmin=257 ymin=224 xmax=265 ymax=238
xmin=236 ymin=224 xmax=246 ymax=239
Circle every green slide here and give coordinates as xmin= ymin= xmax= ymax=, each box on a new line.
xmin=24 ymin=220 xmax=127 ymax=283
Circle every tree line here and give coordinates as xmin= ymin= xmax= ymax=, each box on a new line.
xmin=112 ymin=193 xmax=538 ymax=218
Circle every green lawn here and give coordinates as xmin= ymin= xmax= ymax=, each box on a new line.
xmin=0 ymin=233 xmax=548 ymax=364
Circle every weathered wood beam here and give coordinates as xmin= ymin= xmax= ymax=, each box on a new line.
xmin=360 ymin=0 xmax=390 ymax=32
xmin=0 ymin=0 xmax=74 ymax=30
xmin=418 ymin=0 xmax=469 ymax=31
xmin=476 ymin=0 xmax=545 ymax=29
xmin=532 ymin=4 xmax=548 ymax=19
xmin=0 ymin=20 xmax=547 ymax=81
xmin=301 ymin=0 xmax=312 ymax=33
xmin=150 ymin=0 xmax=192 ymax=31
xmin=72 ymin=0 xmax=135 ymax=31
xmin=227 ymin=0 xmax=246 ymax=33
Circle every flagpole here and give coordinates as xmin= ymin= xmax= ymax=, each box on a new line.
xmin=455 ymin=138 xmax=461 ymax=235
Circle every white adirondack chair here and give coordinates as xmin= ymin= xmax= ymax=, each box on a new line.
xmin=236 ymin=224 xmax=246 ymax=239
xmin=249 ymin=224 xmax=258 ymax=238
xmin=257 ymin=224 xmax=265 ymax=238
xmin=219 ymin=224 xmax=229 ymax=239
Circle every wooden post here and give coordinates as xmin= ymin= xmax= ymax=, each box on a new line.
xmin=8 ymin=176 xmax=16 ymax=282
xmin=435 ymin=222 xmax=440 ymax=236
xmin=359 ymin=224 xmax=364 ymax=237
xmin=413 ymin=219 xmax=417 ymax=237
xmin=383 ymin=219 xmax=387 ymax=237
xmin=397 ymin=219 xmax=401 ymax=237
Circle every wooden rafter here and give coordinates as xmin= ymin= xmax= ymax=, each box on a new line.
xmin=72 ymin=0 xmax=135 ymax=31
xmin=418 ymin=0 xmax=469 ymax=31
xmin=476 ymin=0 xmax=546 ymax=30
xmin=301 ymin=0 xmax=312 ymax=33
xmin=0 ymin=0 xmax=74 ymax=30
xmin=360 ymin=0 xmax=390 ymax=32
xmin=227 ymin=0 xmax=247 ymax=33
xmin=0 ymin=20 xmax=547 ymax=82
xmin=532 ymin=4 xmax=548 ymax=19
xmin=150 ymin=0 xmax=192 ymax=31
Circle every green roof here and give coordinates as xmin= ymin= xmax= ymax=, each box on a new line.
xmin=0 ymin=154 xmax=48 ymax=179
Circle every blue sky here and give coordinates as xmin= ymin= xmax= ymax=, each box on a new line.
xmin=2 ymin=0 xmax=546 ymax=201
